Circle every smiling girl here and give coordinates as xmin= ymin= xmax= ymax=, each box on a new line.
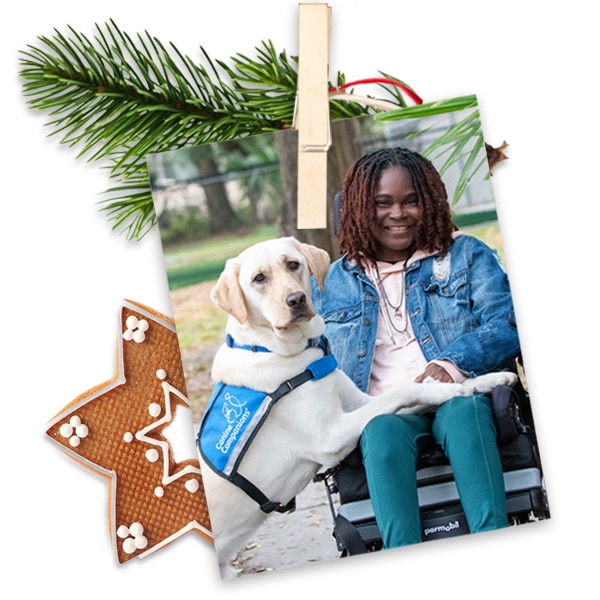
xmin=312 ymin=146 xmax=521 ymax=549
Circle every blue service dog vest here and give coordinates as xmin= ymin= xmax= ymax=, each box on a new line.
xmin=198 ymin=351 xmax=338 ymax=513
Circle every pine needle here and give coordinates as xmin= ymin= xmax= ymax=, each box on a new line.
xmin=18 ymin=21 xmax=480 ymax=240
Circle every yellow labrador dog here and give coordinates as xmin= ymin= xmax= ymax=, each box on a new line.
xmin=198 ymin=236 xmax=516 ymax=578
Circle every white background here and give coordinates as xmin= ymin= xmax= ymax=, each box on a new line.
xmin=2 ymin=1 xmax=596 ymax=596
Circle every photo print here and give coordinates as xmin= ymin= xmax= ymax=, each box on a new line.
xmin=146 ymin=97 xmax=550 ymax=579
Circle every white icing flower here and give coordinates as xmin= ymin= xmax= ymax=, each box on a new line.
xmin=118 ymin=522 xmax=148 ymax=554
xmin=59 ymin=415 xmax=89 ymax=447
xmin=122 ymin=316 xmax=150 ymax=343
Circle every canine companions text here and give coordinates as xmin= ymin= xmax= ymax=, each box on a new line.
xmin=197 ymin=237 xmax=517 ymax=578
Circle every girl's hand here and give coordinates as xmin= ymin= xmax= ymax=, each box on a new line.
xmin=415 ymin=363 xmax=454 ymax=384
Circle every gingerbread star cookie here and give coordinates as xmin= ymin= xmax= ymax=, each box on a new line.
xmin=46 ymin=300 xmax=212 ymax=563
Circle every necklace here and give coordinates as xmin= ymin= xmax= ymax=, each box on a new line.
xmin=373 ymin=256 xmax=411 ymax=344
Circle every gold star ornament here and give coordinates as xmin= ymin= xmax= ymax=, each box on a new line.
xmin=46 ymin=300 xmax=212 ymax=563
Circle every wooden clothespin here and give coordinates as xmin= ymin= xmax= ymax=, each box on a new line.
xmin=295 ymin=3 xmax=332 ymax=229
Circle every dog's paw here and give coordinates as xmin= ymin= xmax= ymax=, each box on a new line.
xmin=463 ymin=371 xmax=518 ymax=394
xmin=421 ymin=382 xmax=467 ymax=405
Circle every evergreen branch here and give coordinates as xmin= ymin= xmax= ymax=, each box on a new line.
xmin=18 ymin=20 xmax=417 ymax=240
xmin=375 ymin=95 xmax=479 ymax=122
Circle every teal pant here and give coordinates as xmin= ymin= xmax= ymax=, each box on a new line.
xmin=359 ymin=394 xmax=508 ymax=549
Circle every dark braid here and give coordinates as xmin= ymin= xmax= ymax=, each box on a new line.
xmin=337 ymin=147 xmax=456 ymax=262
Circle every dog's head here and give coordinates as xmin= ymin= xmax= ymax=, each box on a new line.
xmin=210 ymin=237 xmax=330 ymax=331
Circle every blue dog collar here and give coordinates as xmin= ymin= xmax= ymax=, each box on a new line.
xmin=225 ymin=333 xmax=330 ymax=354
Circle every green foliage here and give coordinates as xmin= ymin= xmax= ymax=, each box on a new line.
xmin=19 ymin=21 xmax=412 ymax=241
xmin=376 ymin=96 xmax=485 ymax=205
xmin=157 ymin=205 xmax=210 ymax=246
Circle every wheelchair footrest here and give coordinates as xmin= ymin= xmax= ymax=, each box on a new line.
xmin=417 ymin=467 xmax=542 ymax=509
xmin=336 ymin=467 xmax=545 ymax=548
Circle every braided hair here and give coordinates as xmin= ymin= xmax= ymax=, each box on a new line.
xmin=337 ymin=147 xmax=456 ymax=262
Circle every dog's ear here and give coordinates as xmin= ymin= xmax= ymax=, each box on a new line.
xmin=291 ymin=238 xmax=330 ymax=291
xmin=210 ymin=259 xmax=248 ymax=324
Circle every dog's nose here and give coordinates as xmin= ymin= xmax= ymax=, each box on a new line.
xmin=286 ymin=292 xmax=307 ymax=309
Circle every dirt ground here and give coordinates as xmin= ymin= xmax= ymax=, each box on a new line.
xmin=229 ymin=479 xmax=343 ymax=577
xmin=170 ymin=281 xmax=224 ymax=422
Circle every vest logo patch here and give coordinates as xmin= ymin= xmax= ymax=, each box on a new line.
xmin=199 ymin=383 xmax=272 ymax=478
xmin=198 ymin=352 xmax=338 ymax=486
xmin=222 ymin=390 xmax=246 ymax=423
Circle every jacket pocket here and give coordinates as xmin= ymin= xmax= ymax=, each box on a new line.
xmin=423 ymin=269 xmax=468 ymax=298
xmin=321 ymin=304 xmax=363 ymax=324
xmin=321 ymin=304 xmax=364 ymax=369
xmin=421 ymin=270 xmax=474 ymax=342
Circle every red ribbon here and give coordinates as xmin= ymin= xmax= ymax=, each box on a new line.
xmin=329 ymin=77 xmax=423 ymax=106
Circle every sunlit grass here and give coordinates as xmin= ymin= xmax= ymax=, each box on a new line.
xmin=164 ymin=224 xmax=277 ymax=289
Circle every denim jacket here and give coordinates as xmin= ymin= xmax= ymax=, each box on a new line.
xmin=312 ymin=234 xmax=520 ymax=392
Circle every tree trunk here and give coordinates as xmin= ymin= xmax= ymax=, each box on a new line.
xmin=193 ymin=148 xmax=236 ymax=234
xmin=274 ymin=118 xmax=364 ymax=259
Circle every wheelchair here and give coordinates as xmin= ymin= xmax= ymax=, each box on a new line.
xmin=314 ymin=368 xmax=550 ymax=556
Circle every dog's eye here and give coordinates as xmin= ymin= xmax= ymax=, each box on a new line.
xmin=253 ymin=273 xmax=267 ymax=284
xmin=287 ymin=261 xmax=300 ymax=271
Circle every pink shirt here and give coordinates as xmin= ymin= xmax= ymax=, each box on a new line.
xmin=364 ymin=258 xmax=466 ymax=396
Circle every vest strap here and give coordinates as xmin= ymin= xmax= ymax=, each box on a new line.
xmin=230 ymin=472 xmax=297 ymax=514
xmin=199 ymin=340 xmax=338 ymax=513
